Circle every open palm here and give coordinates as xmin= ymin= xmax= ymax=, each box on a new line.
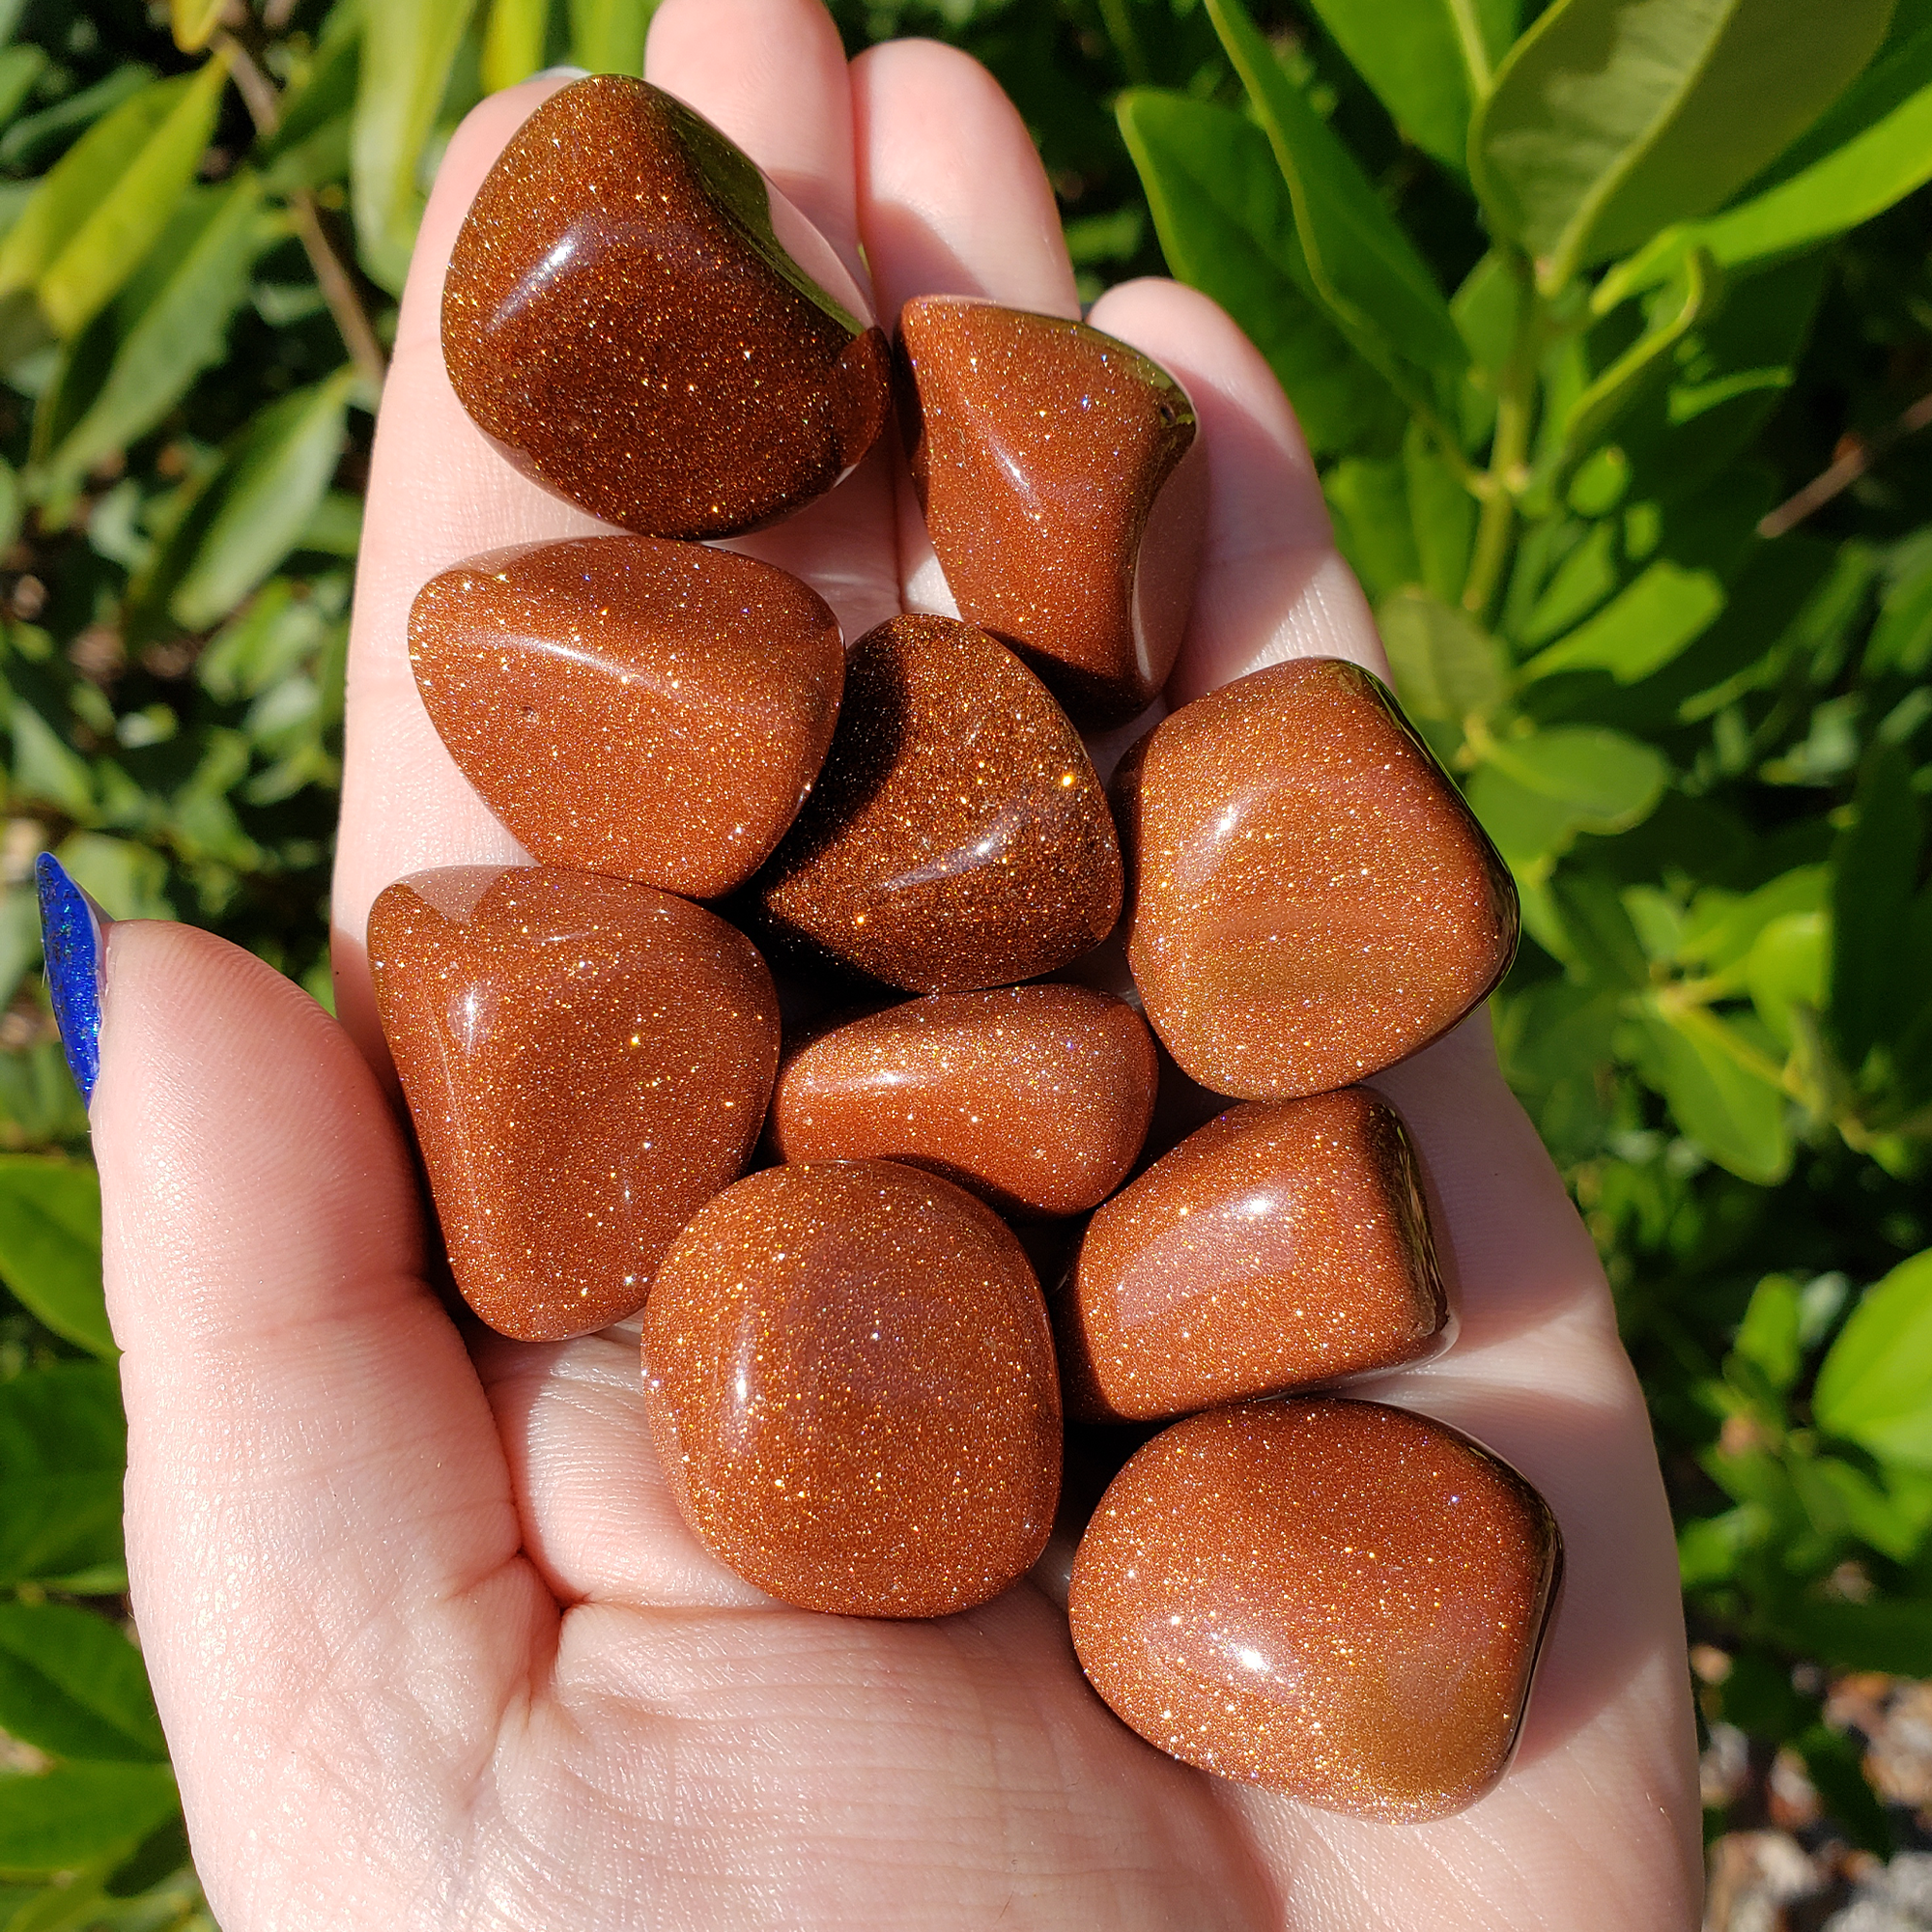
xmin=91 ymin=2 xmax=1701 ymax=1924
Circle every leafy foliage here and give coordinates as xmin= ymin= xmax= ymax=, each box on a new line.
xmin=0 ymin=0 xmax=1926 ymax=1908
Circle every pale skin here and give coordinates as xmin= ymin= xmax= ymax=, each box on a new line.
xmin=87 ymin=1 xmax=1705 ymax=1924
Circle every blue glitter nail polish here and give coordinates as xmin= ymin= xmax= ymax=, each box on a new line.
xmin=35 ymin=852 xmax=109 ymax=1107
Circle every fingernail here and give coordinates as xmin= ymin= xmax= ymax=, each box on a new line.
xmin=532 ymin=64 xmax=590 ymax=81
xmin=36 ymin=852 xmax=110 ymax=1106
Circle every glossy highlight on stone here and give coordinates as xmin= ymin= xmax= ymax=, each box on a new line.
xmin=642 ymin=1160 xmax=1062 ymax=1617
xmin=753 ymin=614 xmax=1122 ymax=991
xmin=1068 ymin=1399 xmax=1562 ymax=1819
xmin=1059 ymin=1089 xmax=1447 ymax=1422
xmin=897 ymin=297 xmax=1205 ymax=726
xmin=442 ymin=76 xmax=891 ymax=538
xmin=368 ymin=866 xmax=778 ymax=1340
xmin=769 ymin=986 xmax=1157 ymax=1217
xmin=1119 ymin=658 xmax=1518 ymax=1098
xmin=410 ymin=537 xmax=843 ymax=897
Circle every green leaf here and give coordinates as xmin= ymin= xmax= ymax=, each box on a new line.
xmin=1608 ymin=18 xmax=1932 ymax=293
xmin=1553 ymin=869 xmax=1652 ymax=986
xmin=1324 ymin=457 xmax=1420 ymax=597
xmin=0 ymin=1604 xmax=163 ymax=1764
xmin=1796 ymin=1722 xmax=1892 ymax=1857
xmin=1520 ymin=556 xmax=1726 ymax=683
xmin=1204 ymin=0 xmax=1468 ymax=407
xmin=353 ymin=0 xmax=484 ymax=292
xmin=483 ymin=0 xmax=551 ymax=93
xmin=166 ymin=367 xmax=358 ymax=633
xmin=52 ymin=834 xmax=172 ymax=923
xmin=1867 ymin=546 xmax=1932 ymax=676
xmin=1404 ymin=421 xmax=1476 ymax=603
xmin=7 ymin=705 xmax=91 ymax=821
xmin=569 ymin=0 xmax=652 ymax=75
xmin=0 ymin=1765 xmax=175 ymax=1876
xmin=1467 ymin=759 xmax=1580 ymax=869
xmin=1815 ymin=1249 xmax=1932 ymax=1467
xmin=1732 ymin=1273 xmax=1802 ymax=1390
xmin=169 ymin=0 xmax=226 ymax=54
xmin=0 ymin=46 xmax=45 ymax=130
xmin=1378 ymin=587 xmax=1508 ymax=726
xmin=1830 ymin=744 xmax=1923 ymax=1071
xmin=1117 ymin=90 xmax=1406 ymax=458
xmin=1298 ymin=0 xmax=1512 ymax=172
xmin=1480 ymin=724 xmax=1668 ymax=830
xmin=1629 ymin=1003 xmax=1790 ymax=1181
xmin=0 ymin=1364 xmax=126 ymax=1588
xmin=1774 ymin=1594 xmax=1932 ymax=1676
xmin=0 ymin=65 xmax=156 ymax=178
xmin=35 ymin=56 xmax=231 ymax=342
xmin=1471 ymin=0 xmax=1895 ymax=291
xmin=1746 ymin=911 xmax=1827 ymax=1051
xmin=0 ymin=1159 xmax=109 ymax=1359
xmin=1560 ymin=246 xmax=1714 ymax=456
xmin=34 ymin=177 xmax=264 ymax=503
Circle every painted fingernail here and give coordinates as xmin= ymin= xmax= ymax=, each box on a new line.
xmin=35 ymin=852 xmax=109 ymax=1107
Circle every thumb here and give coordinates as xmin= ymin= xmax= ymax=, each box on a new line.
xmin=88 ymin=912 xmax=546 ymax=1897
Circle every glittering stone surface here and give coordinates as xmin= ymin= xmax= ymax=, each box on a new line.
xmin=368 ymin=866 xmax=778 ymax=1340
xmin=410 ymin=536 xmax=843 ymax=896
xmin=753 ymin=614 xmax=1122 ymax=991
xmin=642 ymin=1160 xmax=1062 ymax=1617
xmin=1068 ymin=1399 xmax=1562 ymax=1819
xmin=1118 ymin=659 xmax=1518 ymax=1098
xmin=770 ymin=986 xmax=1157 ymax=1218
xmin=1058 ymin=1089 xmax=1447 ymax=1421
xmin=442 ymin=75 xmax=891 ymax=538
xmin=897 ymin=297 xmax=1204 ymax=726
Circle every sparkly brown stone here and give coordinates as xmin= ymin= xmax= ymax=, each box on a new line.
xmin=769 ymin=986 xmax=1157 ymax=1218
xmin=641 ymin=1160 xmax=1062 ymax=1617
xmin=368 ymin=866 xmax=778 ymax=1341
xmin=752 ymin=614 xmax=1122 ymax=992
xmin=442 ymin=75 xmax=891 ymax=539
xmin=897 ymin=298 xmax=1205 ymax=727
xmin=1067 ymin=1399 xmax=1561 ymax=1819
xmin=1058 ymin=1089 xmax=1447 ymax=1421
xmin=1118 ymin=659 xmax=1518 ymax=1098
xmin=410 ymin=537 xmax=843 ymax=897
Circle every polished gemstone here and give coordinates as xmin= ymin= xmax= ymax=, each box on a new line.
xmin=1118 ymin=659 xmax=1518 ymax=1098
xmin=896 ymin=297 xmax=1205 ymax=726
xmin=642 ymin=1160 xmax=1062 ymax=1617
xmin=442 ymin=75 xmax=891 ymax=538
xmin=1068 ymin=1399 xmax=1562 ymax=1819
xmin=769 ymin=986 xmax=1157 ymax=1218
xmin=753 ymin=614 xmax=1122 ymax=991
xmin=368 ymin=866 xmax=778 ymax=1341
xmin=1059 ymin=1089 xmax=1448 ymax=1421
xmin=410 ymin=536 xmax=843 ymax=897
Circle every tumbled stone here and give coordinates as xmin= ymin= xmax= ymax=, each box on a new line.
xmin=642 ymin=1160 xmax=1062 ymax=1617
xmin=896 ymin=297 xmax=1205 ymax=726
xmin=1068 ymin=1399 xmax=1562 ymax=1819
xmin=410 ymin=536 xmax=843 ymax=897
xmin=442 ymin=75 xmax=891 ymax=538
xmin=1118 ymin=658 xmax=1518 ymax=1098
xmin=753 ymin=613 xmax=1122 ymax=992
xmin=368 ymin=866 xmax=778 ymax=1340
xmin=1057 ymin=1089 xmax=1448 ymax=1421
xmin=769 ymin=986 xmax=1157 ymax=1217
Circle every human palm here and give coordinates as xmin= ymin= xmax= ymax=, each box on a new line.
xmin=90 ymin=2 xmax=1703 ymax=1924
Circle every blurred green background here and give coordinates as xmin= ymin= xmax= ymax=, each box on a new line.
xmin=1 ymin=0 xmax=1931 ymax=1921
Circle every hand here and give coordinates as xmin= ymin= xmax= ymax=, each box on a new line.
xmin=90 ymin=1 xmax=1703 ymax=1923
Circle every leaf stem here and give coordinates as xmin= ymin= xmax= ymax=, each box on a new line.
xmin=214 ymin=31 xmax=388 ymax=394
xmin=1444 ymin=0 xmax=1493 ymax=96
xmin=1462 ymin=250 xmax=1538 ymax=620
